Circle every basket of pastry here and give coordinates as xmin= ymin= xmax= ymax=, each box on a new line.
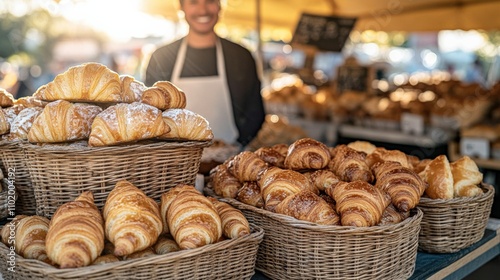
xmin=417 ymin=154 xmax=494 ymax=253
xmin=205 ymin=138 xmax=425 ymax=280
xmin=0 ymin=88 xmax=48 ymax=215
xmin=0 ymin=180 xmax=263 ymax=280
xmin=13 ymin=62 xmax=213 ymax=218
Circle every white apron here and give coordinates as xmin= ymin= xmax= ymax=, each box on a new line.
xmin=171 ymin=38 xmax=238 ymax=144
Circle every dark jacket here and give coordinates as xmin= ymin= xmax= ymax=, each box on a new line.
xmin=145 ymin=37 xmax=265 ymax=146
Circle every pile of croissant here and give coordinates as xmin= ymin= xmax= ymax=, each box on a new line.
xmin=0 ymin=180 xmax=250 ymax=268
xmin=208 ymin=137 xmax=485 ymax=227
xmin=0 ymin=62 xmax=213 ymax=146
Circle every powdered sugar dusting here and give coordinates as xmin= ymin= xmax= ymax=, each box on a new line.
xmin=10 ymin=107 xmax=43 ymax=140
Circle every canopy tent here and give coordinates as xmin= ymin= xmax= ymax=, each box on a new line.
xmin=140 ymin=0 xmax=500 ymax=34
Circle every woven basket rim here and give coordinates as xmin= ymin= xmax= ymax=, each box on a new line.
xmin=20 ymin=139 xmax=212 ymax=153
xmin=0 ymin=224 xmax=263 ymax=278
xmin=418 ymin=183 xmax=494 ymax=206
xmin=205 ymin=188 xmax=423 ymax=234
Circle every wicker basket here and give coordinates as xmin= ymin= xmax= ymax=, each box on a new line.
xmin=417 ymin=183 xmax=494 ymax=253
xmin=22 ymin=140 xmax=210 ymax=218
xmin=205 ymin=189 xmax=423 ymax=280
xmin=0 ymin=140 xmax=36 ymax=215
xmin=0 ymin=224 xmax=263 ymax=280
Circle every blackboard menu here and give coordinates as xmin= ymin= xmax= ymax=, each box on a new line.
xmin=337 ymin=65 xmax=370 ymax=93
xmin=292 ymin=13 xmax=357 ymax=52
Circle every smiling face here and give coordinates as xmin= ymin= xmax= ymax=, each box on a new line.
xmin=180 ymin=0 xmax=220 ymax=36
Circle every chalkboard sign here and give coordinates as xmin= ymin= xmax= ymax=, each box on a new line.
xmin=292 ymin=13 xmax=357 ymax=52
xmin=336 ymin=64 xmax=371 ymax=93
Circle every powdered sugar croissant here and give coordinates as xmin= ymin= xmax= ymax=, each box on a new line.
xmin=89 ymin=102 xmax=170 ymax=146
xmin=39 ymin=62 xmax=122 ymax=102
xmin=28 ymin=100 xmax=102 ymax=143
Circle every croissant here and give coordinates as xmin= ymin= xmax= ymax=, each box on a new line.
xmin=103 ymin=180 xmax=163 ymax=257
xmin=329 ymin=145 xmax=374 ymax=183
xmin=153 ymin=234 xmax=180 ymax=254
xmin=122 ymin=247 xmax=156 ymax=260
xmin=28 ymin=100 xmax=102 ymax=143
xmin=421 ymin=155 xmax=454 ymax=199
xmin=0 ymin=109 xmax=9 ymax=135
xmin=142 ymin=81 xmax=186 ymax=110
xmin=120 ymin=75 xmax=147 ymax=103
xmin=158 ymin=108 xmax=213 ymax=141
xmin=413 ymin=158 xmax=431 ymax=174
xmin=88 ymin=102 xmax=170 ymax=146
xmin=227 ymin=151 xmax=268 ymax=182
xmin=377 ymin=204 xmax=410 ymax=226
xmin=260 ymin=169 xmax=313 ymax=212
xmin=13 ymin=96 xmax=48 ymax=108
xmin=8 ymin=107 xmax=43 ymax=140
xmin=236 ymin=181 xmax=264 ymax=208
xmin=160 ymin=184 xmax=200 ymax=234
xmin=256 ymin=166 xmax=283 ymax=189
xmin=372 ymin=161 xmax=426 ymax=212
xmin=46 ymin=191 xmax=105 ymax=268
xmin=347 ymin=140 xmax=376 ymax=155
xmin=365 ymin=147 xmax=410 ymax=169
xmin=1 ymin=215 xmax=28 ymax=245
xmin=255 ymin=146 xmax=286 ymax=168
xmin=39 ymin=62 xmax=122 ymax=102
xmin=303 ymin=169 xmax=340 ymax=192
xmin=275 ymin=190 xmax=340 ymax=225
xmin=209 ymin=163 xmax=242 ymax=199
xmin=209 ymin=197 xmax=250 ymax=238
xmin=92 ymin=254 xmax=120 ymax=265
xmin=167 ymin=186 xmax=222 ymax=249
xmin=3 ymin=105 xmax=24 ymax=127
xmin=0 ymin=88 xmax=14 ymax=107
xmin=450 ymin=156 xmax=483 ymax=197
xmin=325 ymin=181 xmax=391 ymax=227
xmin=284 ymin=138 xmax=331 ymax=170
xmin=15 ymin=215 xmax=50 ymax=262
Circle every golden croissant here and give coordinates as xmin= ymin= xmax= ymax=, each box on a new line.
xmin=236 ymin=181 xmax=264 ymax=208
xmin=0 ymin=108 xmax=9 ymax=135
xmin=303 ymin=169 xmax=341 ymax=192
xmin=366 ymin=147 xmax=411 ymax=169
xmin=421 ymin=155 xmax=454 ymax=199
xmin=325 ymin=181 xmax=391 ymax=227
xmin=1 ymin=215 xmax=28 ymax=245
xmin=13 ymin=96 xmax=48 ymax=108
xmin=227 ymin=151 xmax=268 ymax=182
xmin=92 ymin=254 xmax=120 ymax=265
xmin=0 ymin=88 xmax=15 ymax=107
xmin=329 ymin=145 xmax=374 ymax=183
xmin=14 ymin=215 xmax=50 ymax=262
xmin=166 ymin=185 xmax=222 ymax=249
xmin=158 ymin=108 xmax=213 ymax=141
xmin=450 ymin=156 xmax=483 ymax=197
xmin=153 ymin=234 xmax=180 ymax=255
xmin=209 ymin=197 xmax=250 ymax=238
xmin=377 ymin=204 xmax=410 ymax=226
xmin=120 ymin=75 xmax=147 ymax=103
xmin=275 ymin=190 xmax=340 ymax=225
xmin=209 ymin=163 xmax=242 ymax=199
xmin=142 ymin=81 xmax=186 ymax=110
xmin=160 ymin=184 xmax=201 ymax=234
xmin=254 ymin=146 xmax=286 ymax=168
xmin=88 ymin=102 xmax=170 ymax=146
xmin=45 ymin=191 xmax=105 ymax=268
xmin=372 ymin=161 xmax=426 ymax=212
xmin=284 ymin=138 xmax=331 ymax=170
xmin=103 ymin=180 xmax=163 ymax=257
xmin=260 ymin=169 xmax=313 ymax=212
xmin=39 ymin=62 xmax=122 ymax=102
xmin=28 ymin=100 xmax=102 ymax=143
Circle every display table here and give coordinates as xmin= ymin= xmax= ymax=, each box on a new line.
xmin=251 ymin=219 xmax=500 ymax=280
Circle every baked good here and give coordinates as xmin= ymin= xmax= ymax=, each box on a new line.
xmin=120 ymin=75 xmax=147 ymax=103
xmin=153 ymin=234 xmax=180 ymax=255
xmin=325 ymin=181 xmax=391 ymax=227
xmin=122 ymin=247 xmax=156 ymax=260
xmin=275 ymin=190 xmax=340 ymax=225
xmin=421 ymin=155 xmax=454 ymax=199
xmin=236 ymin=181 xmax=264 ymax=208
xmin=260 ymin=169 xmax=313 ymax=212
xmin=46 ymin=191 xmax=105 ymax=268
xmin=142 ymin=81 xmax=186 ymax=110
xmin=254 ymin=146 xmax=286 ymax=168
xmin=88 ymin=102 xmax=169 ymax=146
xmin=14 ymin=96 xmax=47 ymax=108
xmin=160 ymin=184 xmax=200 ymax=234
xmin=347 ymin=140 xmax=376 ymax=155
xmin=165 ymin=185 xmax=222 ymax=249
xmin=39 ymin=62 xmax=122 ymax=102
xmin=8 ymin=107 xmax=43 ymax=140
xmin=28 ymin=100 xmax=102 ymax=143
xmin=0 ymin=88 xmax=14 ymax=107
xmin=1 ymin=215 xmax=28 ymax=245
xmin=103 ymin=180 xmax=162 ymax=256
xmin=377 ymin=204 xmax=410 ymax=226
xmin=284 ymin=138 xmax=331 ymax=170
xmin=209 ymin=197 xmax=250 ymax=238
xmin=227 ymin=151 xmax=268 ymax=182
xmin=450 ymin=156 xmax=483 ymax=197
xmin=92 ymin=254 xmax=120 ymax=265
xmin=0 ymin=109 xmax=9 ymax=135
xmin=303 ymin=169 xmax=340 ymax=192
xmin=365 ymin=147 xmax=410 ymax=169
xmin=372 ymin=161 xmax=426 ymax=211
xmin=209 ymin=163 xmax=242 ymax=199
xmin=329 ymin=145 xmax=374 ymax=183
xmin=14 ymin=215 xmax=50 ymax=262
xmin=158 ymin=108 xmax=213 ymax=141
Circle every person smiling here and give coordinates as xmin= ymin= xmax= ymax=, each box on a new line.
xmin=145 ymin=0 xmax=265 ymax=148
